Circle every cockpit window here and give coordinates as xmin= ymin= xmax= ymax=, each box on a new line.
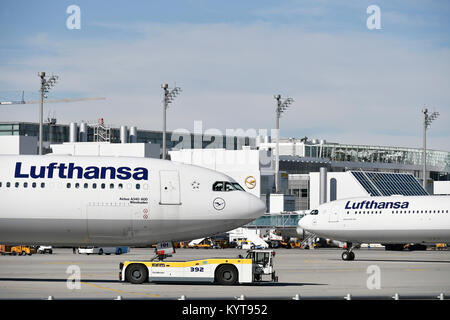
xmin=213 ymin=181 xmax=244 ymax=192
xmin=232 ymin=183 xmax=244 ymax=191
xmin=213 ymin=181 xmax=224 ymax=191
xmin=310 ymin=210 xmax=319 ymax=215
xmin=225 ymin=182 xmax=235 ymax=191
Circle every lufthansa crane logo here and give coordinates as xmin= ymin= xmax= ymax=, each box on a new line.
xmin=213 ymin=197 xmax=225 ymax=211
xmin=244 ymin=176 xmax=256 ymax=189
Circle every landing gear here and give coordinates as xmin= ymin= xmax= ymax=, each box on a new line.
xmin=341 ymin=251 xmax=355 ymax=261
xmin=341 ymin=242 xmax=356 ymax=261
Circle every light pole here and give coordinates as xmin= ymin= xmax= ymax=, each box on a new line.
xmin=274 ymin=94 xmax=294 ymax=193
xmin=422 ymin=107 xmax=439 ymax=190
xmin=161 ymin=83 xmax=182 ymax=159
xmin=38 ymin=72 xmax=58 ymax=155
xmin=422 ymin=107 xmax=439 ymax=189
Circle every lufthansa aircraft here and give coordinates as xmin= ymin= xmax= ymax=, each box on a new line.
xmin=298 ymin=195 xmax=450 ymax=260
xmin=0 ymin=155 xmax=265 ymax=246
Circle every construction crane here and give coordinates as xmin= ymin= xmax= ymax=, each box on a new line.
xmin=0 ymin=91 xmax=105 ymax=105
xmin=1 ymin=89 xmax=106 ymax=154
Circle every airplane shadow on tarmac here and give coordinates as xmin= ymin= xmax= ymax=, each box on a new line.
xmin=121 ymin=281 xmax=326 ymax=287
xmin=0 ymin=278 xmax=326 ymax=287
xmin=0 ymin=278 xmax=118 ymax=283
xmin=352 ymin=259 xmax=450 ymax=264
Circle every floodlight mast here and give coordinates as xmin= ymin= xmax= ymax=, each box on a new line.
xmin=274 ymin=94 xmax=293 ymax=193
xmin=161 ymin=83 xmax=182 ymax=159
xmin=38 ymin=72 xmax=58 ymax=155
xmin=422 ymin=107 xmax=439 ymax=189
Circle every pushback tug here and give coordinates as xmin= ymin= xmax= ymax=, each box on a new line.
xmin=119 ymin=245 xmax=278 ymax=285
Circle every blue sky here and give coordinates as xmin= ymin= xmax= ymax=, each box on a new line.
xmin=1 ymin=0 xmax=449 ymax=150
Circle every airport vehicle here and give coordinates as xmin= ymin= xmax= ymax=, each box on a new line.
xmin=78 ymin=246 xmax=129 ymax=255
xmin=237 ymin=240 xmax=254 ymax=250
xmin=119 ymin=249 xmax=277 ymax=285
xmin=237 ymin=240 xmax=265 ymax=250
xmin=188 ymin=238 xmax=220 ymax=249
xmin=298 ymin=195 xmax=450 ymax=261
xmin=434 ymin=243 xmax=447 ymax=250
xmin=0 ymin=245 xmax=35 ymax=256
xmin=0 ymin=155 xmax=265 ymax=246
xmin=37 ymin=246 xmax=53 ymax=254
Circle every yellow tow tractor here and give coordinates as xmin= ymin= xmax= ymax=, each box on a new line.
xmin=119 ymin=244 xmax=277 ymax=285
xmin=0 ymin=245 xmax=36 ymax=256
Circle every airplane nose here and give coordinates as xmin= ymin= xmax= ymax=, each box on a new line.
xmin=247 ymin=195 xmax=266 ymax=220
xmin=298 ymin=215 xmax=312 ymax=230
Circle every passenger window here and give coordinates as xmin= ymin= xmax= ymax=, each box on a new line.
xmin=32 ymin=182 xmax=36 ymax=188
xmin=67 ymin=183 xmax=71 ymax=188
xmin=136 ymin=184 xmax=140 ymax=190
xmin=101 ymin=183 xmax=106 ymax=189
xmin=6 ymin=182 xmax=10 ymax=188
xmin=24 ymin=182 xmax=28 ymax=188
xmin=15 ymin=182 xmax=19 ymax=188
xmin=84 ymin=183 xmax=88 ymax=189
xmin=93 ymin=183 xmax=97 ymax=189
xmin=41 ymin=183 xmax=45 ymax=188
xmin=118 ymin=183 xmax=123 ymax=189
xmin=110 ymin=184 xmax=114 ymax=189
xmin=213 ymin=181 xmax=224 ymax=191
xmin=75 ymin=183 xmax=80 ymax=189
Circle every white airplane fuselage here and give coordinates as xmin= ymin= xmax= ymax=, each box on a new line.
xmin=0 ymin=155 xmax=265 ymax=246
xmin=298 ymin=196 xmax=450 ymax=244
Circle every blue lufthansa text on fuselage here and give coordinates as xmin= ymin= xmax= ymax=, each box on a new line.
xmin=14 ymin=162 xmax=149 ymax=180
xmin=345 ymin=200 xmax=409 ymax=210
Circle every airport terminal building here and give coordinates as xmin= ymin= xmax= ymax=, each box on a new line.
xmin=0 ymin=121 xmax=253 ymax=153
xmin=1 ymin=121 xmax=449 ymax=215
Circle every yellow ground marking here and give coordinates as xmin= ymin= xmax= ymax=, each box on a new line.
xmin=405 ymin=268 xmax=426 ymax=272
xmin=284 ymin=268 xmax=364 ymax=273
xmin=44 ymin=262 xmax=84 ymax=265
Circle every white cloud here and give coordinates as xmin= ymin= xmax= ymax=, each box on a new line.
xmin=0 ymin=22 xmax=449 ymax=151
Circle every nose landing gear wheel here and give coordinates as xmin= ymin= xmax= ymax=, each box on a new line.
xmin=342 ymin=251 xmax=355 ymax=261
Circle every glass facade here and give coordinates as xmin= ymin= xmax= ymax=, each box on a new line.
xmin=246 ymin=213 xmax=305 ymax=228
xmin=287 ymin=174 xmax=310 ymax=210
xmin=0 ymin=122 xmax=254 ymax=151
xmin=312 ymin=143 xmax=450 ymax=172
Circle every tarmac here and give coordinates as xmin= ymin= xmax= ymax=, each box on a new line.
xmin=0 ymin=247 xmax=449 ymax=300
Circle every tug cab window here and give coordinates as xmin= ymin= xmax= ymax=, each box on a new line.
xmin=245 ymin=251 xmax=270 ymax=268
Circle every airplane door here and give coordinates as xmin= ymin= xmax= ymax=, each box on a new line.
xmin=160 ymin=170 xmax=181 ymax=205
xmin=328 ymin=206 xmax=339 ymax=223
